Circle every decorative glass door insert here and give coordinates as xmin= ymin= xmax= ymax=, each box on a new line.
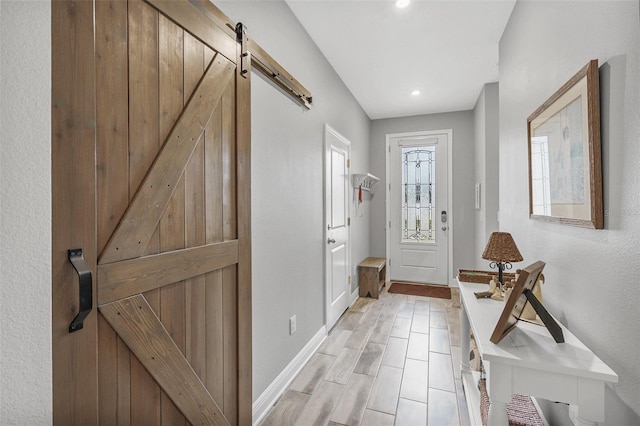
xmin=402 ymin=146 xmax=435 ymax=243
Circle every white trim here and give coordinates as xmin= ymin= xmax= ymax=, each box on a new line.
xmin=447 ymin=129 xmax=454 ymax=286
xmin=252 ymin=326 xmax=328 ymax=425
xmin=385 ymin=129 xmax=454 ymax=286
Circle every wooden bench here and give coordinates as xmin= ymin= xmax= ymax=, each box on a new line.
xmin=358 ymin=257 xmax=386 ymax=298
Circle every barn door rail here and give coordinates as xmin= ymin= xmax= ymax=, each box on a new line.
xmin=68 ymin=248 xmax=93 ymax=332
xmin=232 ymin=22 xmax=313 ymax=109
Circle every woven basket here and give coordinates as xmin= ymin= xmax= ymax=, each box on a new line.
xmin=478 ymin=379 xmax=544 ymax=426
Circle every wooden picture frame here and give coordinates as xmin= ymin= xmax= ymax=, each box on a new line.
xmin=527 ymin=60 xmax=603 ymax=229
xmin=490 ymin=260 xmax=547 ymax=344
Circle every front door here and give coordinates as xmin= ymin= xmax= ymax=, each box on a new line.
xmin=325 ymin=125 xmax=351 ymax=330
xmin=52 ymin=0 xmax=251 ymax=424
xmin=388 ymin=131 xmax=450 ymax=284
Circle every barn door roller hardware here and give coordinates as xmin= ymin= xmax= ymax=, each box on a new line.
xmin=68 ymin=248 xmax=93 ymax=332
xmin=234 ymin=22 xmax=313 ymax=109
xmin=235 ymin=22 xmax=250 ymax=78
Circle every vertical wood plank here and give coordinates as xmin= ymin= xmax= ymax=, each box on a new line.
xmin=205 ymin=270 xmax=224 ymax=402
xmin=222 ymin=77 xmax=238 ymax=424
xmin=184 ymin=32 xmax=205 ymax=102
xmin=236 ymin=39 xmax=253 ymax=426
xmin=205 ymin=96 xmax=225 ymax=404
xmin=51 ymin=0 xmax=98 ymax=423
xmin=222 ymin=81 xmax=237 ymax=244
xmin=222 ymin=266 xmax=238 ymax=423
xmin=158 ymin=13 xmax=187 ymax=426
xmin=128 ymin=0 xmax=162 ymax=422
xmin=98 ymin=314 xmax=118 ymax=425
xmin=95 ymin=0 xmax=129 ymax=254
xmin=204 ymin=52 xmax=223 ymax=247
xmin=129 ymin=0 xmax=159 ymax=200
xmin=131 ymin=354 xmax=162 ymax=426
xmin=94 ymin=1 xmax=129 ymax=423
xmin=184 ymin=31 xmax=207 ymax=381
xmin=117 ymin=334 xmax=131 ymax=425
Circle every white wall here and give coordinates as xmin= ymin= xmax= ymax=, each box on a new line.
xmin=0 ymin=1 xmax=52 ymax=424
xmin=473 ymin=83 xmax=500 ymax=267
xmin=370 ymin=112 xmax=476 ymax=282
xmin=499 ymin=1 xmax=640 ymax=423
xmin=214 ymin=1 xmax=371 ymax=402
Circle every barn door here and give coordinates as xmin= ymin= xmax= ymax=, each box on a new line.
xmin=52 ymin=0 xmax=251 ymax=424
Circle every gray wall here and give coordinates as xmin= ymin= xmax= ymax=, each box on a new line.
xmin=215 ymin=1 xmax=371 ymax=401
xmin=369 ymin=112 xmax=476 ymax=283
xmin=473 ymin=83 xmax=500 ymax=267
xmin=0 ymin=1 xmax=53 ymax=423
xmin=499 ymin=1 xmax=640 ymax=423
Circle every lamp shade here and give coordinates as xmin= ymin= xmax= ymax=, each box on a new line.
xmin=482 ymin=232 xmax=523 ymax=263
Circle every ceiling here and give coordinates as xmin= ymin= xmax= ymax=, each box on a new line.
xmin=286 ymin=0 xmax=517 ymax=119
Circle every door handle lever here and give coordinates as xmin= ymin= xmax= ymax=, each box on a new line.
xmin=68 ymin=248 xmax=93 ymax=333
xmin=327 ymin=238 xmax=336 ymax=244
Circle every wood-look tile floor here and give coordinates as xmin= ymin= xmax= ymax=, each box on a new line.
xmin=259 ymin=286 xmax=472 ymax=426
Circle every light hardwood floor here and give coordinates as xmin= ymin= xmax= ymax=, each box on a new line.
xmin=259 ymin=286 xmax=471 ymax=426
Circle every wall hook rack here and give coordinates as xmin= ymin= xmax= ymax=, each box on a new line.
xmin=352 ymin=173 xmax=380 ymax=194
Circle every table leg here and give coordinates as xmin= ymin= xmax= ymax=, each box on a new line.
xmin=487 ymin=362 xmax=511 ymax=426
xmin=488 ymin=400 xmax=509 ymax=425
xmin=575 ymin=417 xmax=598 ymax=426
xmin=460 ymin=303 xmax=470 ymax=371
xmin=573 ymin=378 xmax=605 ymax=426
xmin=570 ymin=398 xmax=602 ymax=426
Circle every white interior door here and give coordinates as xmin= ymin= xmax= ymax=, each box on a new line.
xmin=325 ymin=125 xmax=350 ymax=330
xmin=388 ymin=131 xmax=450 ymax=284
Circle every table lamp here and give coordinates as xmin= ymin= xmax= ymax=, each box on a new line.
xmin=482 ymin=232 xmax=523 ymax=286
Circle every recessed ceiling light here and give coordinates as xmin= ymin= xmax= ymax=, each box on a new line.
xmin=411 ymin=90 xmax=421 ymax=96
xmin=395 ymin=0 xmax=410 ymax=9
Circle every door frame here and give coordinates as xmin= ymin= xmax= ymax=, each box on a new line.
xmin=324 ymin=123 xmax=351 ymax=329
xmin=385 ymin=129 xmax=454 ymax=286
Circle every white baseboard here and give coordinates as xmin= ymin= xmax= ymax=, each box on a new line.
xmin=252 ymin=326 xmax=327 ymax=425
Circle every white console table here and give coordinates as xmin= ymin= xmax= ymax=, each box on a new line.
xmin=459 ymin=280 xmax=618 ymax=426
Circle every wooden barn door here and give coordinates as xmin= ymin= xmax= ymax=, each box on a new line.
xmin=52 ymin=0 xmax=251 ymax=424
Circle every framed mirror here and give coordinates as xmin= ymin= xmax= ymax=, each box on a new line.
xmin=527 ymin=60 xmax=603 ymax=229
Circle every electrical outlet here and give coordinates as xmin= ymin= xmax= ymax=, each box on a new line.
xmin=289 ymin=315 xmax=297 ymax=335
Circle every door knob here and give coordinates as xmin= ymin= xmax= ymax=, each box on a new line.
xmin=442 ymin=226 xmax=447 ymax=231
xmin=327 ymin=238 xmax=336 ymax=244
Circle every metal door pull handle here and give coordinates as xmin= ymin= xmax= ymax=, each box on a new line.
xmin=68 ymin=248 xmax=93 ymax=333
